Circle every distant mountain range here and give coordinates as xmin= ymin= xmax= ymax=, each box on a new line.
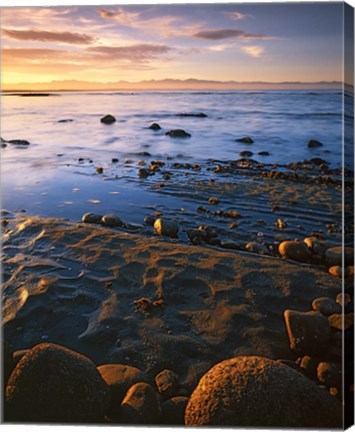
xmin=3 ymin=78 xmax=351 ymax=92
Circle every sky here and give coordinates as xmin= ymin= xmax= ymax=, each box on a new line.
xmin=1 ymin=1 xmax=351 ymax=90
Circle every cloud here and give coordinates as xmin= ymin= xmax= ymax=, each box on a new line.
xmin=87 ymin=44 xmax=173 ymax=62
xmin=192 ymin=29 xmax=268 ymax=41
xmin=3 ymin=28 xmax=95 ymax=45
xmin=96 ymin=7 xmax=140 ymax=26
xmin=242 ymin=45 xmax=265 ymax=58
xmin=208 ymin=44 xmax=234 ymax=52
xmin=224 ymin=12 xmax=251 ymax=21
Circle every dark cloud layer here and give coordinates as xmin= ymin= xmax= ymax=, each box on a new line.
xmin=192 ymin=28 xmax=267 ymax=41
xmin=3 ymin=28 xmax=95 ymax=45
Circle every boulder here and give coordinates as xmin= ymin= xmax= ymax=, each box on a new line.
xmin=100 ymin=114 xmax=116 ymax=124
xmin=184 ymin=356 xmax=342 ymax=427
xmin=283 ymin=310 xmax=330 ymax=356
xmin=165 ymin=129 xmax=191 ymax=138
xmin=336 ymin=292 xmax=352 ymax=307
xmin=239 ymin=151 xmax=253 ymax=157
xmin=120 ymin=382 xmax=161 ymax=424
xmin=308 ymin=139 xmax=323 ymax=148
xmin=311 ymin=297 xmax=341 ymax=316
xmin=328 ymin=313 xmax=354 ymax=331
xmin=245 ymin=242 xmax=270 ymax=255
xmin=8 ymin=139 xmax=30 ymax=145
xmin=6 ymin=342 xmax=110 ymax=423
xmin=236 ymin=137 xmax=254 ymax=144
xmin=278 ymin=240 xmax=312 ymax=262
xmin=97 ymin=364 xmax=148 ymax=418
xmin=161 ymin=396 xmax=188 ymax=425
xmin=149 ymin=123 xmax=161 ymax=130
xmin=101 ymin=214 xmax=123 ymax=228
xmin=82 ymin=212 xmax=103 ymax=224
xmin=154 ymin=218 xmax=178 ymax=238
xmin=155 ymin=369 xmax=179 ymax=398
xmin=303 ymin=237 xmax=326 ymax=255
xmin=317 ymin=362 xmax=341 ymax=389
xmin=325 ymin=246 xmax=354 ymax=266
xmin=137 ymin=168 xmax=152 ymax=178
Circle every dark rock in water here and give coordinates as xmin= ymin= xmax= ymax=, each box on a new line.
xmin=120 ymin=382 xmax=161 ymax=424
xmin=155 ymin=369 xmax=179 ymax=398
xmin=137 ymin=168 xmax=152 ymax=178
xmin=165 ymin=129 xmax=191 ymax=138
xmin=236 ymin=136 xmax=254 ymax=144
xmin=101 ymin=214 xmax=123 ymax=228
xmin=208 ymin=197 xmax=220 ymax=205
xmin=82 ymin=212 xmax=103 ymax=224
xmin=5 ymin=342 xmax=110 ymax=423
xmin=112 ymin=158 xmax=119 ymax=163
xmin=245 ymin=241 xmax=270 ymax=255
xmin=184 ymin=356 xmax=342 ymax=428
xmin=317 ymin=362 xmax=341 ymax=389
xmin=308 ymin=139 xmax=323 ymax=148
xmin=161 ymin=396 xmax=188 ymax=425
xmin=312 ymin=297 xmax=341 ymax=316
xmin=239 ymin=150 xmax=253 ymax=157
xmin=176 ymin=113 xmax=207 ymax=118
xmin=325 ymin=246 xmax=354 ymax=266
xmin=154 ymin=218 xmax=179 ymax=238
xmin=8 ymin=139 xmax=30 ymax=145
xmin=144 ymin=215 xmax=157 ymax=226
xmin=258 ymin=151 xmax=270 ymax=156
xmin=278 ymin=240 xmax=312 ymax=263
xmin=284 ymin=310 xmax=330 ymax=356
xmin=98 ymin=364 xmax=148 ymax=418
xmin=100 ymin=114 xmax=116 ymax=124
xmin=96 ymin=167 xmax=104 ymax=174
xmin=4 ymin=341 xmax=14 ymax=388
xmin=309 ymin=157 xmax=328 ymax=166
xmin=58 ymin=119 xmax=73 ymax=123
xmin=149 ymin=123 xmax=161 ymax=130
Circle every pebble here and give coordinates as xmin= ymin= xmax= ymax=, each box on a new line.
xmin=299 ymin=355 xmax=318 ymax=381
xmin=283 ymin=309 xmax=330 ymax=356
xmin=184 ymin=356 xmax=341 ymax=428
xmin=208 ymin=197 xmax=219 ymax=205
xmin=336 ymin=292 xmax=351 ymax=307
xmin=176 ymin=112 xmax=207 ymax=118
xmin=155 ymin=369 xmax=179 ymax=398
xmin=101 ymin=214 xmax=123 ymax=228
xmin=120 ymin=382 xmax=161 ymax=424
xmin=161 ymin=396 xmax=189 ymax=425
xmin=82 ymin=212 xmax=103 ymax=224
xmin=239 ymin=150 xmax=253 ymax=157
xmin=149 ymin=123 xmax=161 ymax=130
xmin=328 ymin=313 xmax=354 ymax=331
xmin=137 ymin=168 xmax=151 ymax=178
xmin=112 ymin=158 xmax=119 ymax=163
xmin=236 ymin=137 xmax=254 ymax=143
xmin=100 ymin=114 xmax=116 ymax=124
xmin=258 ymin=151 xmax=270 ymax=156
xmin=165 ymin=129 xmax=191 ymax=138
xmin=325 ymin=246 xmax=354 ymax=266
xmin=96 ymin=167 xmax=104 ymax=174
xmin=278 ymin=240 xmax=312 ymax=262
xmin=317 ymin=362 xmax=341 ymax=389
xmin=308 ymin=139 xmax=323 ymax=148
xmin=154 ymin=218 xmax=179 ymax=238
xmin=311 ymin=297 xmax=341 ymax=316
xmin=6 ymin=343 xmax=110 ymax=422
xmin=245 ymin=242 xmax=270 ymax=255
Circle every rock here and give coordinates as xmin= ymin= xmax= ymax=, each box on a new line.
xmin=276 ymin=218 xmax=287 ymax=229
xmin=154 ymin=218 xmax=178 ymax=238
xmin=317 ymin=362 xmax=341 ymax=389
xmin=8 ymin=139 xmax=30 ymax=145
xmin=161 ymin=396 xmax=188 ymax=425
xmin=308 ymin=139 xmax=323 ymax=148
xmin=258 ymin=151 xmax=270 ymax=156
xmin=239 ymin=151 xmax=253 ymax=157
xmin=165 ymin=129 xmax=191 ymax=138
xmin=100 ymin=114 xmax=116 ymax=124
xmin=236 ymin=137 xmax=254 ymax=144
xmin=120 ymin=382 xmax=161 ymax=424
xmin=277 ymin=359 xmax=304 ymax=375
xmin=6 ymin=342 xmax=110 ymax=423
xmin=325 ymin=246 xmax=354 ymax=266
xmin=149 ymin=123 xmax=161 ymax=130
xmin=208 ymin=197 xmax=219 ymax=205
xmin=137 ymin=168 xmax=152 ymax=178
xmin=299 ymin=355 xmax=318 ymax=381
xmin=284 ymin=310 xmax=330 ymax=356
xmin=328 ymin=266 xmax=343 ymax=278
xmin=184 ymin=356 xmax=342 ymax=428
xmin=245 ymin=242 xmax=270 ymax=255
xmin=96 ymin=167 xmax=104 ymax=174
xmin=176 ymin=113 xmax=207 ymax=118
xmin=4 ymin=341 xmax=14 ymax=387
xmin=58 ymin=119 xmax=73 ymax=123
xmin=303 ymin=237 xmax=326 ymax=255
xmin=328 ymin=313 xmax=354 ymax=331
xmin=155 ymin=369 xmax=179 ymax=398
xmin=101 ymin=214 xmax=123 ymax=228
xmin=278 ymin=240 xmax=312 ymax=262
xmin=82 ymin=212 xmax=103 ymax=224
xmin=112 ymin=158 xmax=119 ymax=163
xmin=220 ymin=239 xmax=241 ymax=251
xmin=336 ymin=292 xmax=352 ymax=307
xmin=97 ymin=364 xmax=148 ymax=418
xmin=312 ymin=297 xmax=341 ymax=316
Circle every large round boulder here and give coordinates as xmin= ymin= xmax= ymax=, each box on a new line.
xmin=279 ymin=240 xmax=312 ymax=262
xmin=6 ymin=343 xmax=110 ymax=423
xmin=184 ymin=356 xmax=342 ymax=428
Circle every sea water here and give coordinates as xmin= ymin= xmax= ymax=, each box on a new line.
xmin=1 ymin=90 xmax=351 ymax=222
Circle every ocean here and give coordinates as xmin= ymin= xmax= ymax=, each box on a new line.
xmin=1 ymin=90 xmax=351 ymax=224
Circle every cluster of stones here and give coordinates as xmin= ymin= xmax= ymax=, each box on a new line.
xmin=4 ymin=342 xmax=342 ymax=427
xmin=283 ymin=290 xmax=353 ymax=401
xmin=82 ymin=212 xmax=124 ymax=228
